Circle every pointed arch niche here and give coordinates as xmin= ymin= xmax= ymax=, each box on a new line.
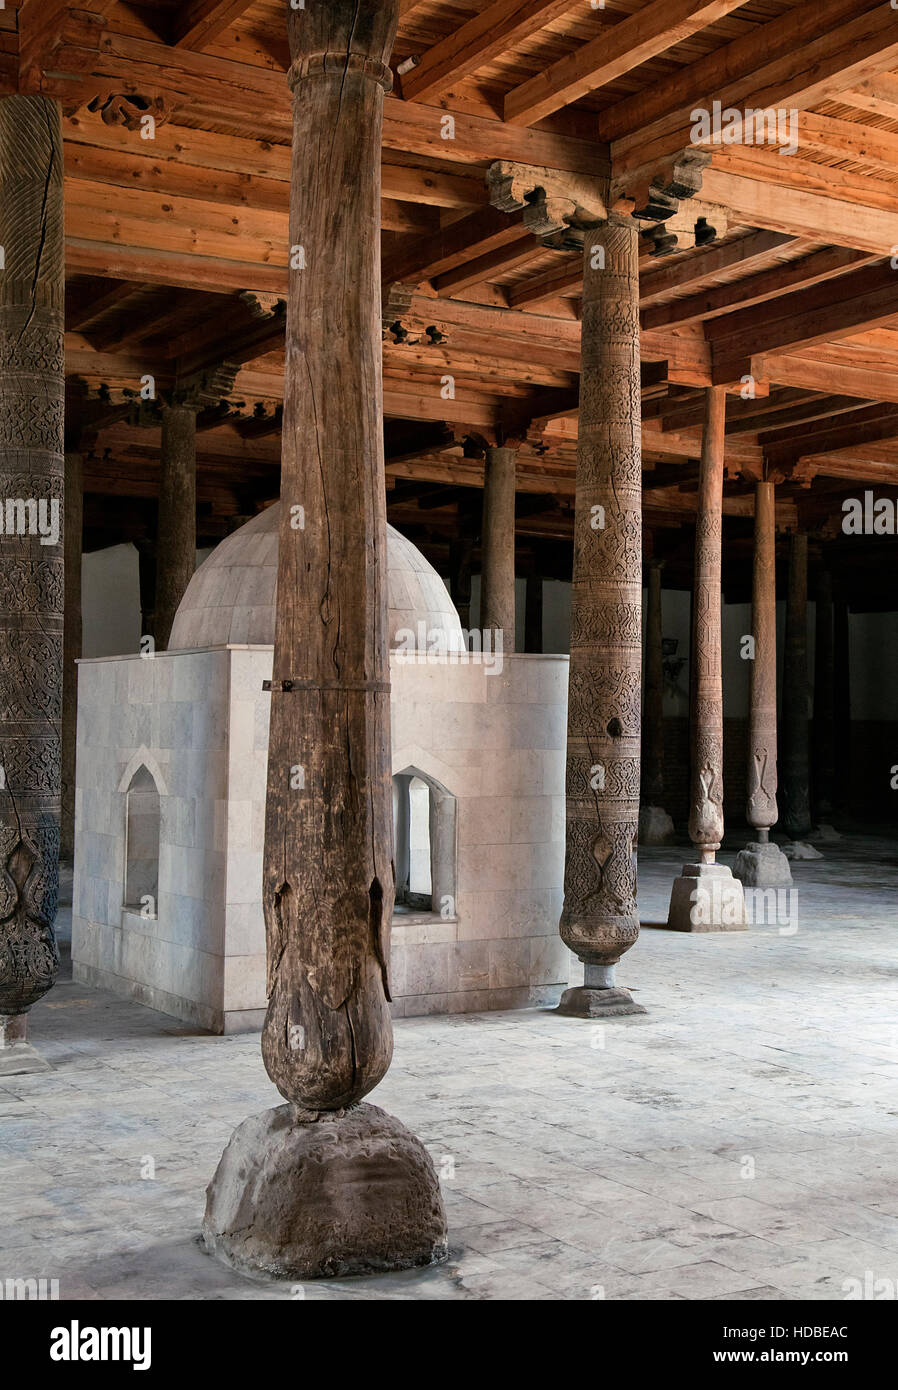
xmin=123 ymin=765 xmax=160 ymax=915
xmin=392 ymin=766 xmax=457 ymax=919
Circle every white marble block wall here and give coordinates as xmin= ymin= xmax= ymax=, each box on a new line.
xmin=73 ymin=647 xmax=570 ymax=1032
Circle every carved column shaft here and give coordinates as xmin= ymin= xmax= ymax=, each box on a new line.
xmin=746 ymin=480 xmax=778 ymax=839
xmin=688 ymin=386 xmax=727 ymax=860
xmin=642 ymin=559 xmax=665 ymax=805
xmin=480 ymin=445 xmax=516 ymax=652
xmin=0 ymin=96 xmax=64 ymax=1018
xmin=261 ymin=1 xmax=399 ymax=1111
xmin=781 ymin=531 xmax=811 ymax=838
xmin=62 ymin=450 xmax=83 ymax=862
xmin=155 ymin=404 xmax=197 ymax=651
xmin=813 ymin=565 xmax=835 ymax=821
xmin=558 ymin=215 xmax=643 ymax=1011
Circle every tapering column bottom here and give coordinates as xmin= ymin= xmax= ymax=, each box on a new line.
xmin=556 ymin=963 xmax=647 ymax=1018
xmin=203 ymin=1102 xmax=448 ymax=1281
xmin=666 ymin=862 xmax=748 ymax=932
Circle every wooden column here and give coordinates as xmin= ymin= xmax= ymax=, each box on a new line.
xmin=557 ymin=215 xmax=645 ymax=1017
xmin=0 ymin=96 xmax=64 ymax=1036
xmin=781 ymin=531 xmax=811 ymax=840
xmin=667 ymin=387 xmax=746 ymax=929
xmin=480 ymin=445 xmax=516 ymax=653
xmin=813 ymin=564 xmax=836 ymax=825
xmin=448 ymin=497 xmax=476 ymax=631
xmin=61 ymin=451 xmax=83 ymax=863
xmin=734 ymin=481 xmax=791 ymax=887
xmin=524 ymin=574 xmax=543 ymax=653
xmin=638 ymin=557 xmax=674 ymax=843
xmin=204 ymin=0 xmax=447 ymax=1280
xmin=154 ymin=403 xmax=197 ymax=651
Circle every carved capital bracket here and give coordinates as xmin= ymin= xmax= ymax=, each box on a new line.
xmin=239 ymin=291 xmax=286 ymax=320
xmin=382 ymin=282 xmax=417 ymax=340
xmin=486 ymin=160 xmax=610 ymax=239
xmin=613 ymin=149 xmax=727 ymax=256
xmin=173 ymin=361 xmax=240 ymax=412
xmin=83 ymin=89 xmax=174 ymax=132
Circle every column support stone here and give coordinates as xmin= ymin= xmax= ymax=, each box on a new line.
xmin=667 ymin=387 xmax=746 ymax=931
xmin=639 ymin=556 xmax=674 ymax=845
xmin=734 ymin=480 xmax=792 ymax=888
xmin=556 ymin=214 xmax=646 ymax=1019
xmin=203 ymin=0 xmax=447 ymax=1281
xmin=0 ymin=95 xmax=65 ymax=1072
xmin=154 ymin=402 xmax=198 ymax=651
xmin=480 ymin=444 xmax=516 ymax=654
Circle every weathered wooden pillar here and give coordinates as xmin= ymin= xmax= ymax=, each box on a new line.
xmin=813 ymin=563 xmax=836 ymax=829
xmin=204 ymin=0 xmax=447 ymax=1280
xmin=154 ymin=403 xmax=197 ymax=651
xmin=61 ymin=450 xmax=83 ymax=863
xmin=524 ymin=573 xmax=543 ymax=653
xmin=734 ymin=481 xmax=791 ymax=888
xmin=667 ymin=387 xmax=746 ymax=930
xmin=639 ymin=556 xmax=674 ymax=844
xmin=557 ymin=215 xmax=645 ymax=1018
xmin=781 ymin=531 xmax=812 ymax=842
xmin=448 ymin=500 xmax=475 ymax=631
xmin=480 ymin=445 xmax=516 ymax=653
xmin=136 ymin=539 xmax=157 ymax=645
xmin=0 ymin=96 xmax=64 ymax=1067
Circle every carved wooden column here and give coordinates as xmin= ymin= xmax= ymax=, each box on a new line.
xmin=781 ymin=531 xmax=812 ymax=843
xmin=813 ymin=563 xmax=836 ymax=830
xmin=61 ymin=450 xmax=83 ymax=863
xmin=0 ymin=96 xmax=64 ymax=1066
xmin=154 ymin=403 xmax=198 ymax=651
xmin=734 ymin=480 xmax=791 ymax=887
xmin=557 ymin=215 xmax=645 ymax=1018
xmin=667 ymin=387 xmax=746 ymax=930
xmin=639 ymin=556 xmax=674 ymax=844
xmin=480 ymin=445 xmax=516 ymax=653
xmin=204 ymin=0 xmax=447 ymax=1281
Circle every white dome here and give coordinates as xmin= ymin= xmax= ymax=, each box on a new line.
xmin=169 ymin=504 xmax=465 ymax=652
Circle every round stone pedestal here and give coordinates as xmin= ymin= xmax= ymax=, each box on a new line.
xmin=203 ymin=1102 xmax=448 ymax=1280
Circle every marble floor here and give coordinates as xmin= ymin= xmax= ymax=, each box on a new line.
xmin=2 ymin=833 xmax=897 ymax=1301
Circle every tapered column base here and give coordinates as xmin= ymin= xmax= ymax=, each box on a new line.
xmin=0 ymin=1015 xmax=51 ymax=1075
xmin=733 ymin=841 xmax=793 ymax=888
xmin=557 ymin=985 xmax=647 ymax=1018
xmin=203 ymin=1102 xmax=448 ymax=1281
xmin=638 ymin=805 xmax=675 ymax=845
xmin=666 ymin=862 xmax=748 ymax=932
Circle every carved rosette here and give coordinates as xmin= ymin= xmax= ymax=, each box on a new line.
xmin=687 ymin=388 xmax=727 ymax=855
xmin=0 ymin=97 xmax=64 ymax=1014
xmin=746 ymin=481 xmax=779 ymax=832
xmin=560 ymin=215 xmax=642 ymax=968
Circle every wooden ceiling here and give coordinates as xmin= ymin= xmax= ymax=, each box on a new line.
xmin=6 ymin=0 xmax=898 ymax=600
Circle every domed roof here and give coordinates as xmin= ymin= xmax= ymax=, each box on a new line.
xmin=169 ymin=504 xmax=465 ymax=652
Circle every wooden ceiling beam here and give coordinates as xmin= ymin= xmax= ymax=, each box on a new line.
xmin=752 ymin=351 xmax=898 ymax=408
xmin=401 ymin=0 xmax=579 ymax=105
xmin=382 ymin=207 xmax=525 ymax=287
xmin=699 ymin=169 xmax=898 ymax=256
xmin=639 ymin=231 xmax=795 ymax=307
xmin=431 ymin=233 xmax=542 ymax=297
xmin=504 ymin=0 xmax=747 ymax=128
xmin=174 ymin=1 xmax=258 ymax=53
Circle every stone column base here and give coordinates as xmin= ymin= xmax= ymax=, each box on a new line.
xmin=557 ymin=986 xmax=647 ymax=1018
xmin=733 ymin=841 xmax=793 ymax=888
xmin=0 ymin=1015 xmax=51 ymax=1075
xmin=782 ymin=840 xmax=823 ymax=861
xmin=638 ymin=805 xmax=675 ymax=845
xmin=203 ymin=1102 xmax=448 ymax=1280
xmin=666 ymin=861 xmax=748 ymax=932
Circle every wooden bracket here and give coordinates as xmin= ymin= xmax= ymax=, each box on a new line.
xmin=487 ymin=160 xmax=609 ymax=236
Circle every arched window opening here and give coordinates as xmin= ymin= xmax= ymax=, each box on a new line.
xmin=124 ymin=765 xmax=160 ymax=915
xmin=392 ymin=768 xmax=457 ymax=919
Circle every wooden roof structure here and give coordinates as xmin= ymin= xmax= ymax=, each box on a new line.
xmin=5 ymin=0 xmax=898 ymax=604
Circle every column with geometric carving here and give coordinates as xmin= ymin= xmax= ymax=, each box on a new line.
xmin=734 ymin=480 xmax=792 ymax=888
xmin=557 ymin=214 xmax=646 ymax=1018
xmin=203 ymin=0 xmax=447 ymax=1280
xmin=0 ymin=96 xmax=64 ymax=1069
xmin=666 ymin=387 xmax=746 ymax=930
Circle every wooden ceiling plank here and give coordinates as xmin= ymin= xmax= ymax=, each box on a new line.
xmin=382 ymin=206 xmax=524 ymax=287
xmin=639 ymin=231 xmax=795 ymax=306
xmin=504 ymin=0 xmax=747 ymax=127
xmin=402 ymin=0 xmax=580 ymax=106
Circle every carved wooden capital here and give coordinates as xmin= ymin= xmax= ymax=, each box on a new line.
xmin=487 ymin=160 xmax=610 ymax=238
